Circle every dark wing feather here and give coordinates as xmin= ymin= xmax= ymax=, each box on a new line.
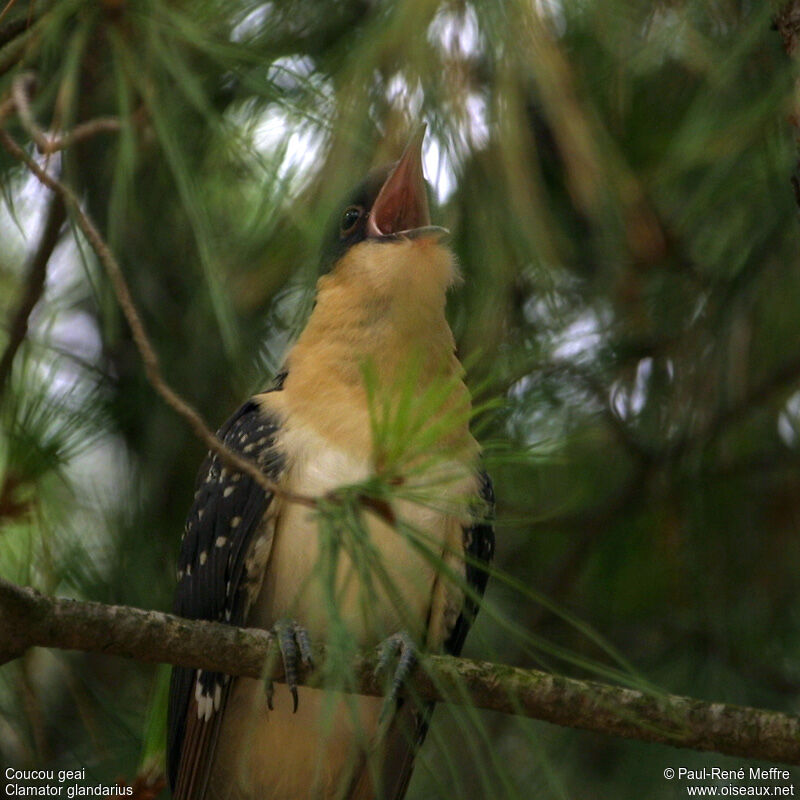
xmin=445 ymin=470 xmax=495 ymax=657
xmin=379 ymin=470 xmax=495 ymax=800
xmin=167 ymin=396 xmax=285 ymax=797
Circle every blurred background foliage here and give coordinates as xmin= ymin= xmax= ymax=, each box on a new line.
xmin=1 ymin=0 xmax=800 ymax=797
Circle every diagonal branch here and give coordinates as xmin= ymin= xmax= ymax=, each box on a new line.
xmin=1 ymin=576 xmax=799 ymax=766
xmin=0 ymin=127 xmax=316 ymax=510
xmin=11 ymin=73 xmax=122 ymax=154
xmin=0 ymin=192 xmax=65 ymax=400
xmin=0 ymin=77 xmax=314 ymax=508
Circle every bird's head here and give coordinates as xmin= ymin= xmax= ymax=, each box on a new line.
xmin=319 ymin=127 xmax=457 ymax=303
xmin=288 ymin=128 xmax=468 ymax=451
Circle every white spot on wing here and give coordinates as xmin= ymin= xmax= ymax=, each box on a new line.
xmin=195 ymin=678 xmax=214 ymax=722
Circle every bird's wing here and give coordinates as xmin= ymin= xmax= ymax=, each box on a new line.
xmin=167 ymin=394 xmax=286 ymax=800
xmin=374 ymin=469 xmax=496 ymax=800
xmin=444 ymin=469 xmax=495 ymax=658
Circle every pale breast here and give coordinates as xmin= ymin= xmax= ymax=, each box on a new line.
xmin=210 ymin=422 xmax=452 ymax=800
xmin=211 ymin=401 xmax=475 ymax=800
xmin=250 ymin=420 xmax=465 ymax=646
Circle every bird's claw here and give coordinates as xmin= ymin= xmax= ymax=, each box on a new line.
xmin=265 ymin=619 xmax=314 ymax=713
xmin=374 ymin=631 xmax=417 ymax=715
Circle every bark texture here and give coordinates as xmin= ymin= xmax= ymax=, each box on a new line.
xmin=2 ymin=577 xmax=799 ymax=765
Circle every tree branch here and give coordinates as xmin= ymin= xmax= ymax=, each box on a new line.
xmin=0 ymin=75 xmax=316 ymax=510
xmin=0 ymin=124 xmax=316 ymax=511
xmin=1 ymin=577 xmax=799 ymax=765
xmin=0 ymin=192 xmax=65 ymax=400
xmin=11 ymin=73 xmax=122 ymax=154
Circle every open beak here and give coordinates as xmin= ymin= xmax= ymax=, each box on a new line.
xmin=367 ymin=125 xmax=448 ymax=241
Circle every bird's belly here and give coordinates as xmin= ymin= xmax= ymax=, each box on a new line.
xmin=207 ymin=679 xmax=382 ymax=800
xmin=213 ymin=423 xmax=468 ymax=799
xmin=251 ymin=428 xmax=455 ymax=645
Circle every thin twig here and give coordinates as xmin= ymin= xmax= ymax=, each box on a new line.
xmin=10 ymin=73 xmax=122 ymax=154
xmin=1 ymin=577 xmax=799 ymax=765
xmin=10 ymin=72 xmax=46 ymax=150
xmin=37 ymin=116 xmax=122 ymax=154
xmin=0 ymin=128 xmax=316 ymax=509
xmin=0 ymin=192 xmax=65 ymax=400
xmin=0 ymin=0 xmax=19 ymax=29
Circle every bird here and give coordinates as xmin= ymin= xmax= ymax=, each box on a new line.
xmin=166 ymin=126 xmax=494 ymax=800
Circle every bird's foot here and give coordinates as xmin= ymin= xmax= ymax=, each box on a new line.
xmin=265 ymin=619 xmax=314 ymax=712
xmin=374 ymin=630 xmax=418 ymax=716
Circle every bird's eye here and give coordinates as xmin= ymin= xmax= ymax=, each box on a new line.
xmin=340 ymin=205 xmax=362 ymax=236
